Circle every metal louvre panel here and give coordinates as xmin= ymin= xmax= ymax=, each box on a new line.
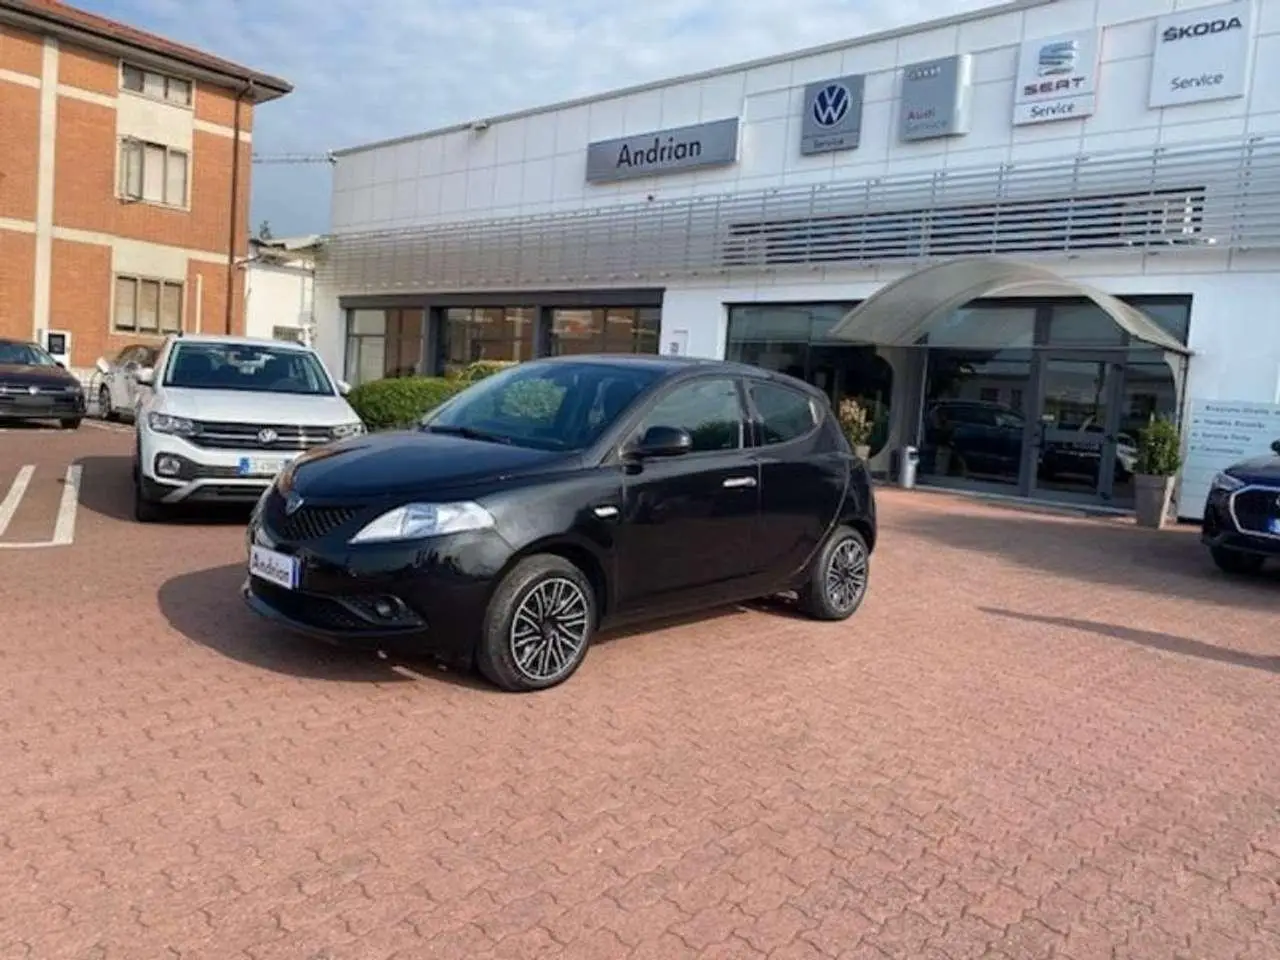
xmin=318 ymin=137 xmax=1280 ymax=293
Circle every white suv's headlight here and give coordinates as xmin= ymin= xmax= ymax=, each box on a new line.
xmin=147 ymin=412 xmax=197 ymax=436
xmin=349 ymin=501 xmax=494 ymax=544
xmin=1210 ymin=471 xmax=1245 ymax=493
xmin=330 ymin=421 xmax=365 ymax=440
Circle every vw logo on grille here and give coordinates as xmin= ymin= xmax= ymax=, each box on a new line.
xmin=811 ymin=83 xmax=851 ymax=128
xmin=258 ymin=427 xmax=278 ymax=445
xmin=27 ymin=385 xmax=39 ymax=396
xmin=284 ymin=492 xmax=304 ymax=516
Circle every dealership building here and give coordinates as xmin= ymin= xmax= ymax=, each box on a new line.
xmin=313 ymin=0 xmax=1280 ymax=520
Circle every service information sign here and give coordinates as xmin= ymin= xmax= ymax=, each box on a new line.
xmin=1178 ymin=398 xmax=1280 ymax=519
xmin=1149 ymin=0 xmax=1253 ymax=109
xmin=1013 ymin=29 xmax=1101 ymax=125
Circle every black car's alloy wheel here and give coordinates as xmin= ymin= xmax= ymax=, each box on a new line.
xmin=799 ymin=526 xmax=870 ymax=621
xmin=477 ymin=555 xmax=596 ymax=692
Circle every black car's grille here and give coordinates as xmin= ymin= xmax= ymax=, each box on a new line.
xmin=0 ymin=383 xmax=73 ymax=396
xmin=188 ymin=420 xmax=333 ymax=451
xmin=264 ymin=490 xmax=361 ymax=542
xmin=1231 ymin=487 xmax=1280 ymax=535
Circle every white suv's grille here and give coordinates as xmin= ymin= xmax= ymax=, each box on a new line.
xmin=187 ymin=420 xmax=333 ymax=451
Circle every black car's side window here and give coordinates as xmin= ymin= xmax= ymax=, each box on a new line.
xmin=749 ymin=381 xmax=818 ymax=445
xmin=636 ymin=378 xmax=743 ymax=453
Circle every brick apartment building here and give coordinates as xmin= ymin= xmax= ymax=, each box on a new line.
xmin=0 ymin=0 xmax=290 ymax=373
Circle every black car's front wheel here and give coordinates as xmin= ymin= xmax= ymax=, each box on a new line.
xmin=798 ymin=525 xmax=870 ymax=621
xmin=1210 ymin=546 xmax=1265 ymax=576
xmin=477 ymin=555 xmax=596 ymax=692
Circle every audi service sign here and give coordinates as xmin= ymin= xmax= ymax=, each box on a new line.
xmin=1012 ymin=29 xmax=1101 ymax=126
xmin=1149 ymin=1 xmax=1253 ymax=109
xmin=899 ymin=54 xmax=973 ymax=142
xmin=800 ymin=75 xmax=865 ymax=156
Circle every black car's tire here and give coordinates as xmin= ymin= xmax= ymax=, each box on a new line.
xmin=798 ymin=525 xmax=870 ymax=622
xmin=99 ymin=386 xmax=114 ymax=421
xmin=476 ymin=554 xmax=596 ymax=692
xmin=1210 ymin=546 xmax=1264 ymax=576
xmin=59 ymin=417 xmax=81 ymax=430
xmin=133 ymin=474 xmax=164 ymax=523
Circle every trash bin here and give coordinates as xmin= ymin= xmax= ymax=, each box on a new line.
xmin=898 ymin=445 xmax=919 ymax=489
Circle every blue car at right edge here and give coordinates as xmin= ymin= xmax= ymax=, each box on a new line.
xmin=1201 ymin=439 xmax=1280 ymax=575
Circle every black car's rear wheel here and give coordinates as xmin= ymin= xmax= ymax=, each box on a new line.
xmin=798 ymin=526 xmax=870 ymax=621
xmin=477 ymin=555 xmax=596 ymax=692
xmin=60 ymin=417 xmax=81 ymax=430
xmin=1210 ymin=546 xmax=1265 ymax=576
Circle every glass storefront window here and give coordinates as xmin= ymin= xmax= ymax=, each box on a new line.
xmin=345 ymin=308 xmax=423 ymax=385
xmin=445 ymin=307 xmax=536 ymax=373
xmin=550 ymin=308 xmax=659 ymax=356
xmin=923 ymin=306 xmax=1036 ymax=350
xmin=1047 ymin=304 xmax=1128 ymax=347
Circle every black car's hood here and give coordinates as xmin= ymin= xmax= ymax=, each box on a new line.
xmin=288 ymin=429 xmax=578 ymax=500
xmin=1227 ymin=454 xmax=1280 ymax=484
xmin=0 ymin=363 xmax=77 ymax=387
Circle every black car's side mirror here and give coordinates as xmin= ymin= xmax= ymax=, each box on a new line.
xmin=54 ymin=360 xmax=65 ymax=369
xmin=628 ymin=425 xmax=693 ymax=459
xmin=1271 ymin=439 xmax=1280 ymax=456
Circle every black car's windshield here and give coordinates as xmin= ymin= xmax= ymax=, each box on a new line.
xmin=0 ymin=341 xmax=57 ymax=367
xmin=423 ymin=360 xmax=662 ymax=451
xmin=163 ymin=342 xmax=336 ymax=395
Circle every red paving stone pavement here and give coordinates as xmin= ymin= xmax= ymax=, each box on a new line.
xmin=1 ymin=424 xmax=1279 ymax=959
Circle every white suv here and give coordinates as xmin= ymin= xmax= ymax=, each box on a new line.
xmin=132 ymin=334 xmax=364 ymax=522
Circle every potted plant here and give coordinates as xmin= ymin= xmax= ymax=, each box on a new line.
xmin=838 ymin=397 xmax=874 ymax=461
xmin=1133 ymin=415 xmax=1182 ymax=529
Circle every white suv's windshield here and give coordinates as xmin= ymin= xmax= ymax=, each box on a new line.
xmin=163 ymin=342 xmax=335 ymax=396
xmin=423 ymin=360 xmax=662 ymax=451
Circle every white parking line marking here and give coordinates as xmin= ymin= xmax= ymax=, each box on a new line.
xmin=0 ymin=465 xmax=35 ymax=537
xmin=0 ymin=464 xmax=81 ymax=549
xmin=51 ymin=464 xmax=81 ymax=545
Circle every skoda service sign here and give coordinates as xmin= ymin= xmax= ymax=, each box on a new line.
xmin=1013 ymin=29 xmax=1101 ymax=126
xmin=899 ymin=54 xmax=973 ymax=141
xmin=1149 ymin=1 xmax=1253 ymax=109
xmin=586 ymin=118 xmax=739 ymax=183
xmin=800 ymin=74 xmax=865 ymax=156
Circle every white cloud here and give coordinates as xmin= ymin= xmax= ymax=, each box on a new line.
xmin=85 ymin=0 xmax=997 ymax=232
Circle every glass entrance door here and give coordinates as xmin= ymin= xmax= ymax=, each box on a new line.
xmin=1028 ymin=352 xmax=1127 ymax=505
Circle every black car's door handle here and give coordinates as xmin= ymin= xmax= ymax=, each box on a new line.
xmin=722 ymin=476 xmax=757 ymax=489
xmin=592 ymin=505 xmax=619 ymax=519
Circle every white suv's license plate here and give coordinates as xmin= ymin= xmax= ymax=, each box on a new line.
xmin=237 ymin=456 xmax=292 ymax=477
xmin=249 ymin=545 xmax=299 ymax=590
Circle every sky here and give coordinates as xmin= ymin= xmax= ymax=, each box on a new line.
xmin=75 ymin=0 xmax=995 ymax=236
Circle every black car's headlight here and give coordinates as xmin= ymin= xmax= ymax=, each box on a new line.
xmin=348 ymin=501 xmax=494 ymax=544
xmin=1210 ymin=471 xmax=1245 ymax=494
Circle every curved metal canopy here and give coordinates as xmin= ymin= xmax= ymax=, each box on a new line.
xmin=827 ymin=257 xmax=1191 ymax=355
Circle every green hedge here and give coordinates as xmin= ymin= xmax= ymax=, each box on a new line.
xmin=347 ymin=376 xmax=463 ymax=431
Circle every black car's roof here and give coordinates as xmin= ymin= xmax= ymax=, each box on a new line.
xmin=531 ymin=353 xmax=823 ymax=396
xmin=0 ymin=338 xmax=37 ymax=348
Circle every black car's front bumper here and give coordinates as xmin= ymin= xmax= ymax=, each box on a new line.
xmin=0 ymin=393 xmax=85 ymax=420
xmin=1201 ymin=486 xmax=1280 ymax=557
xmin=241 ymin=504 xmax=514 ymax=665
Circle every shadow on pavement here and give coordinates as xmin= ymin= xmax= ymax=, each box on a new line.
xmin=981 ymin=607 xmax=1280 ymax=675
xmin=157 ymin=563 xmax=491 ymax=686
xmin=897 ymin=508 xmax=1280 ymax=612
xmin=76 ymin=455 xmax=255 ymax=526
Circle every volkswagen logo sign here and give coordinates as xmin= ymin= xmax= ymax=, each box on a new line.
xmin=284 ymin=492 xmax=304 ymax=516
xmin=811 ymin=83 xmax=851 ymax=128
xmin=257 ymin=427 xmax=278 ymax=445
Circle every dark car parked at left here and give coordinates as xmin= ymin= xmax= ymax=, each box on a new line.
xmin=0 ymin=338 xmax=85 ymax=429
xmin=1201 ymin=439 xmax=1280 ymax=575
xmin=242 ymin=355 xmax=877 ymax=692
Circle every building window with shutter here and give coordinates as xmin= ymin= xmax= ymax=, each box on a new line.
xmin=113 ymin=276 xmax=184 ymax=334
xmin=118 ymin=139 xmax=189 ymax=208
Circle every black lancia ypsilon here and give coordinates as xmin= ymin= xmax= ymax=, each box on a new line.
xmin=242 ymin=356 xmax=877 ymax=691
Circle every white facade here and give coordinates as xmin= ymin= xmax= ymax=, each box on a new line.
xmin=316 ymin=0 xmax=1280 ymax=520
xmin=244 ymin=237 xmax=318 ymax=344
